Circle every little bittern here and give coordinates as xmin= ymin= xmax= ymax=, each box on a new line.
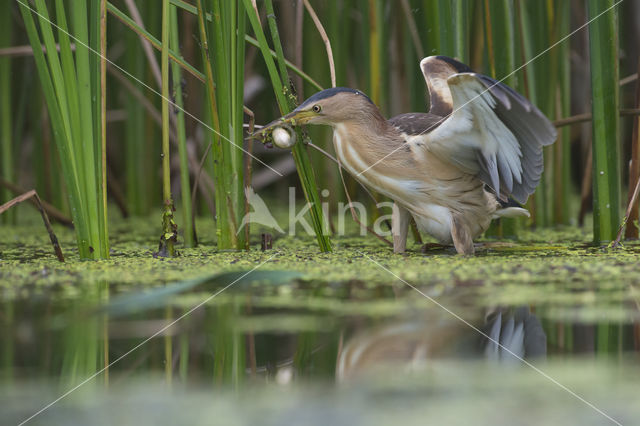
xmin=259 ymin=56 xmax=557 ymax=254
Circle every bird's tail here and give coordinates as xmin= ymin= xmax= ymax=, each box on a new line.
xmin=493 ymin=195 xmax=530 ymax=219
xmin=492 ymin=207 xmax=530 ymax=219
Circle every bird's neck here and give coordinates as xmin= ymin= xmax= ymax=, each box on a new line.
xmin=331 ymin=118 xmax=405 ymax=178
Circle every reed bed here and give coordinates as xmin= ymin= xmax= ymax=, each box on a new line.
xmin=2 ymin=0 xmax=638 ymax=256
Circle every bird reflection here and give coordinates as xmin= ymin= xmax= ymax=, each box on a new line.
xmin=336 ymin=307 xmax=546 ymax=381
xmin=482 ymin=307 xmax=547 ymax=362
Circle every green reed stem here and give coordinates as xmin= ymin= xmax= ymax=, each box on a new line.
xmin=234 ymin=1 xmax=248 ymax=248
xmin=491 ymin=0 xmax=516 ymax=87
xmin=368 ymin=0 xmax=384 ymax=109
xmin=169 ymin=5 xmax=194 ymax=248
xmin=195 ymin=0 xmax=223 ymax=233
xmin=244 ymin=0 xmax=331 ymax=251
xmin=327 ymin=1 xmax=347 ymax=87
xmin=437 ymin=0 xmax=454 ymax=57
xmin=556 ymin=0 xmax=571 ymax=225
xmin=99 ymin=0 xmax=108 ymax=257
xmin=162 ymin=0 xmax=171 ymax=207
xmin=453 ymin=0 xmax=469 ymax=63
xmin=266 ymin=0 xmax=332 ymax=250
xmin=0 ymin=9 xmax=14 ymax=224
xmin=587 ymin=0 xmax=621 ymax=242
xmin=518 ymin=0 xmax=552 ymax=227
xmin=124 ymin=27 xmax=148 ymax=215
xmin=422 ymin=0 xmax=439 ymax=55
xmin=542 ymin=0 xmax=560 ymax=229
xmin=486 ymin=0 xmax=519 ymax=238
xmin=160 ymin=0 xmax=177 ymax=256
xmin=195 ymin=0 xmax=245 ymax=249
xmin=195 ymin=0 xmax=225 ymax=245
xmin=215 ymin=0 xmax=245 ymax=249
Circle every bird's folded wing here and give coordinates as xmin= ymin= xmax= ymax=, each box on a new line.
xmin=423 ymin=73 xmax=557 ymax=203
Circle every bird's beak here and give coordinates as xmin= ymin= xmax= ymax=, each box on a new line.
xmin=251 ymin=109 xmax=316 ymax=141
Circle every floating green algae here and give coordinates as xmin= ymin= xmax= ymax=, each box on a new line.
xmin=1 ymin=213 xmax=639 ymax=323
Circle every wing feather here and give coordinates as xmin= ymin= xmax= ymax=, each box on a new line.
xmin=418 ymin=57 xmax=557 ymax=203
xmin=420 ymin=56 xmax=473 ymax=116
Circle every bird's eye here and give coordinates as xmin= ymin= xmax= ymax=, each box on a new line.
xmin=312 ymin=105 xmax=322 ymax=113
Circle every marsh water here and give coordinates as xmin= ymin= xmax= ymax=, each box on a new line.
xmin=1 ymin=217 xmax=640 ymax=425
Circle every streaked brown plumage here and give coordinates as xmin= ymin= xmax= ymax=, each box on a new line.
xmin=259 ymin=56 xmax=557 ymax=254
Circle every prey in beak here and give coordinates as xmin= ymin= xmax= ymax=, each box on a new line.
xmin=249 ymin=107 xmax=319 ymax=149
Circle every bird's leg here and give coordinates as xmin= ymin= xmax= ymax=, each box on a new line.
xmin=451 ymin=213 xmax=475 ymax=255
xmin=392 ymin=202 xmax=410 ymax=253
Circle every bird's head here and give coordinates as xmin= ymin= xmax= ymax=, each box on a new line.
xmin=256 ymin=88 xmax=379 ymax=140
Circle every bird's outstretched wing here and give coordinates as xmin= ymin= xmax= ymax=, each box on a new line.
xmin=417 ymin=56 xmax=557 ymax=203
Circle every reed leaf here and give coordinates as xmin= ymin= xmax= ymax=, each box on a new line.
xmin=18 ymin=0 xmax=108 ymax=259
